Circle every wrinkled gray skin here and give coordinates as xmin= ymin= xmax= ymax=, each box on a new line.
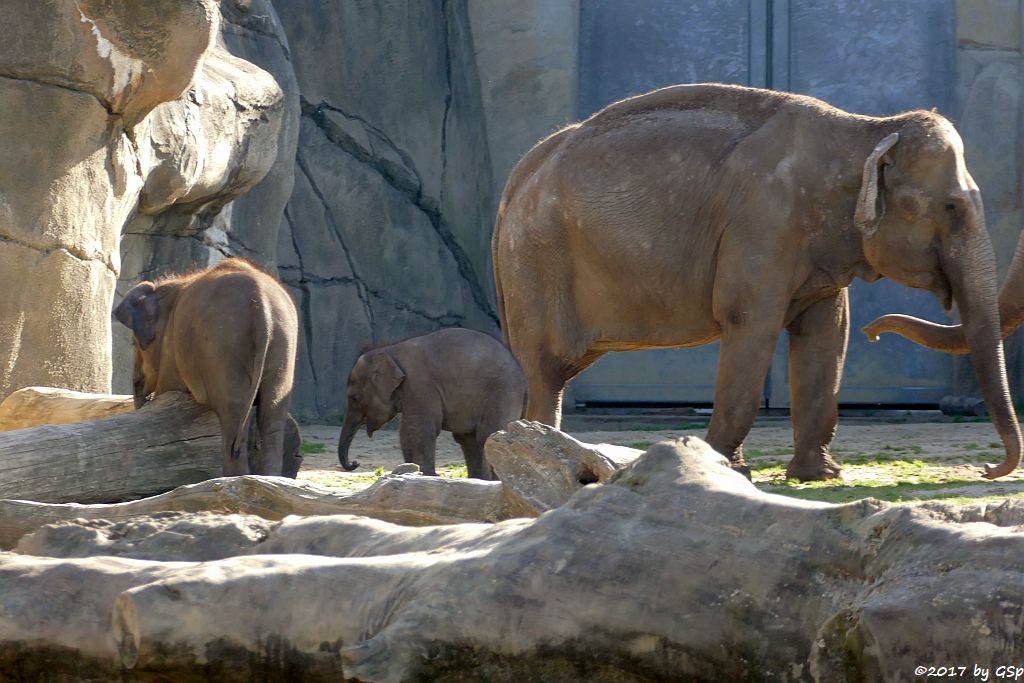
xmin=493 ymin=83 xmax=1021 ymax=481
xmin=114 ymin=258 xmax=299 ymax=477
xmin=338 ymin=328 xmax=527 ymax=479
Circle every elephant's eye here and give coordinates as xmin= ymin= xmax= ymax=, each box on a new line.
xmin=944 ymin=203 xmax=957 ymax=212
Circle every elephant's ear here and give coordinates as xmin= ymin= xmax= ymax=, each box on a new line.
xmin=370 ymin=351 xmax=406 ymax=400
xmin=112 ymin=282 xmax=161 ymax=350
xmin=854 ymin=132 xmax=900 ymax=237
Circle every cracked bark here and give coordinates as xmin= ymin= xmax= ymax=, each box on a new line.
xmin=0 ymin=392 xmax=222 ymax=505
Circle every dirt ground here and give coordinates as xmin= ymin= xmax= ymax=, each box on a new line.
xmin=295 ymin=414 xmax=1024 ymax=504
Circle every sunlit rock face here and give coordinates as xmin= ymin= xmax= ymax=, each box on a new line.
xmin=0 ymin=0 xmax=288 ymax=399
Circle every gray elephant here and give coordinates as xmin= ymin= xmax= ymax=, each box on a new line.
xmin=337 ymin=328 xmax=527 ymax=479
xmin=493 ymin=82 xmax=1020 ymax=481
xmin=114 ymin=258 xmax=300 ymax=477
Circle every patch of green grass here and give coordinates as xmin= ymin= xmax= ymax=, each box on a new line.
xmin=761 ymin=480 xmax=982 ymax=504
xmin=300 ymin=470 xmax=380 ymax=489
xmin=438 ymin=464 xmax=468 ymax=479
xmin=753 ymin=455 xmax=1024 ymax=505
xmin=300 ymin=441 xmax=326 ymax=455
xmin=624 ymin=440 xmax=654 ymax=450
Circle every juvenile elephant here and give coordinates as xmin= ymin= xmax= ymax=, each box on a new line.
xmin=337 ymin=328 xmax=527 ymax=479
xmin=114 ymin=258 xmax=299 ymax=477
xmin=492 ymin=83 xmax=1021 ymax=481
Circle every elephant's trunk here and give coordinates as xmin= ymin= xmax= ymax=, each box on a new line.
xmin=337 ymin=410 xmax=361 ymax=471
xmin=942 ymin=208 xmax=1022 ymax=479
xmin=863 ymin=227 xmax=1024 ymax=350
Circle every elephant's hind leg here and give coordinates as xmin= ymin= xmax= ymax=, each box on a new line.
xmin=455 ymin=432 xmax=495 ymax=480
xmin=784 ymin=290 xmax=847 ymax=481
xmin=216 ymin=400 xmax=254 ymax=477
xmin=251 ymin=391 xmax=290 ymax=476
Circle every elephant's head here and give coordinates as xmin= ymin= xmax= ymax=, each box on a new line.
xmin=337 ymin=349 xmax=405 ymax=471
xmin=112 ymin=280 xmax=179 ymax=408
xmin=853 ymin=114 xmax=1022 ymax=479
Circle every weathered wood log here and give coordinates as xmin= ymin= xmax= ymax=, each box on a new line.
xmin=2 ymin=437 xmax=1023 ymax=681
xmin=0 ymin=471 xmax=516 ymax=549
xmin=0 ymin=386 xmax=135 ymax=431
xmin=486 ymin=420 xmax=642 ymax=514
xmin=0 ymin=389 xmax=305 ymax=506
xmin=0 ymin=391 xmax=222 ymax=505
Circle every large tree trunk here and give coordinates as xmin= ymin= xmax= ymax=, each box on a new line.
xmin=1 ymin=430 xmax=1022 ymax=681
xmin=0 ymin=391 xmax=222 ymax=504
xmin=0 ymin=386 xmax=134 ymax=431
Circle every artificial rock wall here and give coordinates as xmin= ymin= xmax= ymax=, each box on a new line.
xmin=0 ymin=0 xmax=286 ymax=400
xmin=104 ymin=0 xmax=578 ymax=422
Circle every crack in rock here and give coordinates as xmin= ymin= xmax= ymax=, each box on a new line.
xmin=0 ymin=72 xmax=115 ymax=116
xmin=292 ymin=152 xmax=376 ymax=330
xmin=299 ymin=97 xmax=498 ymax=326
xmin=0 ymin=233 xmax=118 ymax=276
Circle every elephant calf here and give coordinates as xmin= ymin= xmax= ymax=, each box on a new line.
xmin=338 ymin=328 xmax=527 ymax=479
xmin=114 ymin=258 xmax=300 ymax=477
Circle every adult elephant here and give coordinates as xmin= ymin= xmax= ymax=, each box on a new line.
xmin=492 ymin=83 xmax=1021 ymax=481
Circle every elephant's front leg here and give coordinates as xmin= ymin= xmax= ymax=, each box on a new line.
xmin=784 ymin=290 xmax=848 ymax=481
xmin=705 ymin=316 xmax=784 ymax=477
xmin=131 ymin=349 xmax=149 ymax=409
xmin=399 ymin=414 xmax=441 ymax=476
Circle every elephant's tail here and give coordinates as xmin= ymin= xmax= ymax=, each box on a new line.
xmin=231 ymin=303 xmax=272 ymax=465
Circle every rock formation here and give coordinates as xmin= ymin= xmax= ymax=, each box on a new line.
xmin=0 ymin=0 xmax=289 ymax=402
xmin=2 ymin=424 xmax=1022 ymax=680
xmin=274 ymin=0 xmax=499 ymax=420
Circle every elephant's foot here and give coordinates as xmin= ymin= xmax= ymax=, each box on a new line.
xmin=712 ymin=444 xmax=753 ymax=481
xmin=785 ymin=453 xmax=842 ymax=482
xmin=730 ymin=461 xmax=752 ymax=480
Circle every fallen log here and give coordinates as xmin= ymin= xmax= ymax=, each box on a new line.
xmin=0 ymin=390 xmax=304 ymax=506
xmin=1 ymin=471 xmax=516 ymax=549
xmin=0 ymin=421 xmax=628 ymax=548
xmin=0 ymin=391 xmax=222 ymax=504
xmin=0 ymin=386 xmax=134 ymax=431
xmin=2 ymin=437 xmax=1023 ymax=680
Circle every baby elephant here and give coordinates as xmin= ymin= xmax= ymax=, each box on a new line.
xmin=338 ymin=328 xmax=526 ymax=479
xmin=114 ymin=258 xmax=299 ymax=477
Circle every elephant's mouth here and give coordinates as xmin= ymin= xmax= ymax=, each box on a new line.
xmin=931 ymin=271 xmax=954 ymax=312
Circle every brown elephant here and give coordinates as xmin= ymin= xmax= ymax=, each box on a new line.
xmin=337 ymin=328 xmax=527 ymax=479
xmin=114 ymin=258 xmax=300 ymax=477
xmin=492 ymin=83 xmax=1021 ymax=481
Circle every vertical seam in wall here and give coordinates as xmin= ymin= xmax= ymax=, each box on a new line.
xmin=765 ymin=0 xmax=774 ymax=89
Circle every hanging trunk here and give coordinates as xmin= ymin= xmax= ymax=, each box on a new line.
xmin=337 ymin=410 xmax=362 ymax=471
xmin=863 ymin=228 xmax=1024 ymax=351
xmin=940 ymin=210 xmax=1022 ymax=479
